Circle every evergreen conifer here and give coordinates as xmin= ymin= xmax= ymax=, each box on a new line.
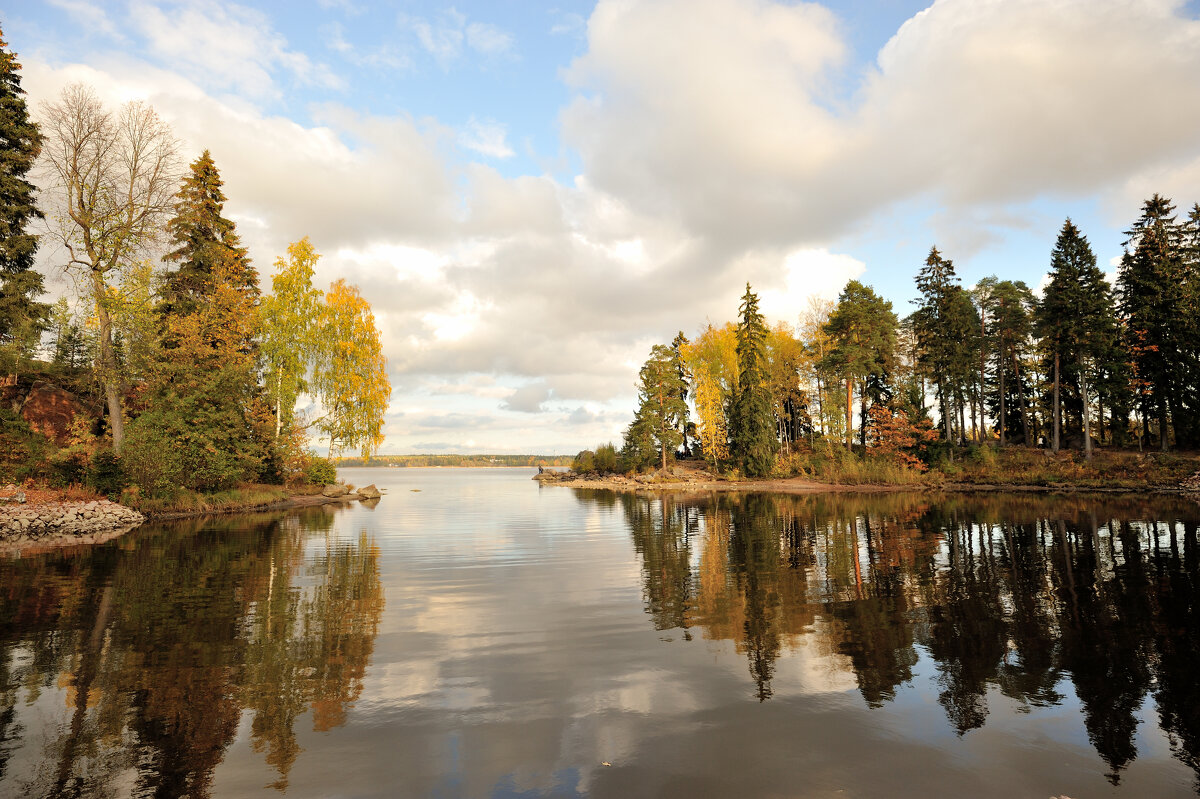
xmin=0 ymin=26 xmax=46 ymax=354
xmin=730 ymin=284 xmax=775 ymax=476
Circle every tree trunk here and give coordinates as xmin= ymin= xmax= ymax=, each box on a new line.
xmin=980 ymin=310 xmax=987 ymax=444
xmin=964 ymin=388 xmax=974 ymax=443
xmin=1081 ymin=362 xmax=1092 ymax=460
xmin=999 ymin=343 xmax=1006 ymax=447
xmin=1014 ymin=352 xmax=1031 ymax=446
xmin=816 ymin=375 xmax=825 ymax=436
xmin=957 ymin=391 xmax=967 ymax=448
xmin=938 ymin=381 xmax=951 ymax=444
xmin=1052 ymin=351 xmax=1061 ymax=453
xmin=859 ymin=391 xmax=867 ymax=451
xmin=845 ymin=377 xmax=853 ymax=451
xmin=1159 ymin=397 xmax=1169 ymax=452
xmin=92 ymin=272 xmax=125 ymax=453
xmin=274 ymin=367 xmax=284 ymax=439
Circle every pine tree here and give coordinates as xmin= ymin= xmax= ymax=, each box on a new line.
xmin=160 ymin=150 xmax=256 ymax=316
xmin=984 ymin=280 xmax=1035 ymax=446
xmin=730 ymin=284 xmax=776 ymax=477
xmin=911 ymin=248 xmax=975 ymax=445
xmin=1175 ymin=203 xmax=1200 ymax=447
xmin=1118 ymin=196 xmax=1186 ymax=450
xmin=0 ymin=26 xmax=47 ymax=357
xmin=821 ymin=280 xmax=897 ymax=451
xmin=627 ymin=343 xmax=688 ymax=471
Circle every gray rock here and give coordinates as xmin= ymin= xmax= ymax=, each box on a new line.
xmin=322 ymin=484 xmax=349 ymax=498
xmin=357 ymin=484 xmax=381 ymax=499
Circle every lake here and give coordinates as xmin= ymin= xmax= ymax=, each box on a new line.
xmin=2 ymin=467 xmax=1199 ymax=797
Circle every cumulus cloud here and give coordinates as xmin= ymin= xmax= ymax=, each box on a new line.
xmin=564 ymin=0 xmax=1200 ymax=250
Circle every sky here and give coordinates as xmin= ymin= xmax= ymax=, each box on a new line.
xmin=7 ymin=0 xmax=1200 ymax=455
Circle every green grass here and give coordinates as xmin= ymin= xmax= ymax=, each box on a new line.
xmin=126 ymin=484 xmax=291 ymax=516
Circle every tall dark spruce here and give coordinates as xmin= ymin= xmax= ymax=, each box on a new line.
xmin=0 ymin=26 xmax=46 ymax=355
xmin=730 ymin=284 xmax=775 ymax=477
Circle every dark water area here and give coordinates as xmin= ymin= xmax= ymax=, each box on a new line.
xmin=2 ymin=468 xmax=1200 ymax=797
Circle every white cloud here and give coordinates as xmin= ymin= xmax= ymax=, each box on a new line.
xmin=502 ymin=381 xmax=553 ymax=413
xmin=758 ymin=249 xmax=867 ymax=325
xmin=457 ymin=118 xmax=515 ymax=159
xmin=465 ymin=22 xmax=514 ymax=56
xmin=128 ymin=0 xmax=341 ymax=97
xmin=45 ymin=0 xmax=122 ymax=39
xmin=564 ymin=0 xmax=1200 ymax=250
xmin=401 ymin=9 xmax=514 ymax=67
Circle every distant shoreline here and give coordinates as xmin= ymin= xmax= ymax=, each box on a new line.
xmin=537 ymin=471 xmax=1198 ymax=497
xmin=535 ymin=454 xmax=1200 ymax=497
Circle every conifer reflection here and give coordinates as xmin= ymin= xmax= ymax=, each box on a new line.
xmin=614 ymin=489 xmax=1200 ymax=784
xmin=0 ymin=508 xmax=383 ymax=798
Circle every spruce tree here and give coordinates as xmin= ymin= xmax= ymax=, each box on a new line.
xmin=730 ymin=284 xmax=776 ymax=477
xmin=160 ymin=150 xmax=257 ymax=316
xmin=1039 ymin=219 xmax=1117 ymax=456
xmin=0 ymin=26 xmax=47 ymax=354
xmin=670 ymin=331 xmax=692 ymax=456
xmin=132 ymin=155 xmax=270 ymax=487
xmin=1118 ymin=196 xmax=1186 ymax=449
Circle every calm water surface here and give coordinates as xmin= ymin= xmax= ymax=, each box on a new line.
xmin=2 ymin=467 xmax=1200 ymax=797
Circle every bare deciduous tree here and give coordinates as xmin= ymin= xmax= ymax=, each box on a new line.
xmin=39 ymin=83 xmax=179 ymax=451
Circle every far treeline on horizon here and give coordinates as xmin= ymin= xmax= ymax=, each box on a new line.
xmin=3 ymin=22 xmax=1200 ymax=499
xmin=0 ymin=26 xmax=390 ymax=499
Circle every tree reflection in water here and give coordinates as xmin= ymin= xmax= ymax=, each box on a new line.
xmin=618 ymin=490 xmax=1200 ymax=786
xmin=0 ymin=506 xmax=383 ymax=798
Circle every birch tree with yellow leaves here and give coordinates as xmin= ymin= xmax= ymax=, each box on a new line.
xmin=311 ymin=279 xmax=391 ymax=458
xmin=681 ymin=323 xmax=737 ymax=466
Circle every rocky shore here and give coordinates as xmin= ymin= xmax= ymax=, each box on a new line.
xmin=0 ymin=499 xmax=146 ymax=556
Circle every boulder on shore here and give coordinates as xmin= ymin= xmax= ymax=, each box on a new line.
xmin=21 ymin=382 xmax=88 ymax=445
xmin=321 ymin=484 xmax=349 ymax=498
xmin=357 ymin=484 xmax=381 ymax=499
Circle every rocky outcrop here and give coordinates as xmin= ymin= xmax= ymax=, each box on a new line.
xmin=1 ymin=500 xmax=145 ymax=553
xmin=356 ymin=484 xmax=381 ymax=499
xmin=20 ymin=381 xmax=87 ymax=445
xmin=321 ymin=484 xmax=350 ymax=498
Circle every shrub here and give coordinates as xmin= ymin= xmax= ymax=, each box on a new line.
xmin=594 ymin=442 xmax=619 ymax=473
xmin=49 ymin=450 xmax=88 ymax=487
xmin=123 ymin=406 xmax=264 ymax=493
xmin=0 ymin=407 xmax=52 ymax=483
xmin=572 ymin=449 xmax=596 ymax=473
xmin=305 ymin=457 xmax=337 ymax=485
xmin=121 ymin=423 xmax=184 ymax=499
xmin=87 ymin=450 xmax=126 ymax=497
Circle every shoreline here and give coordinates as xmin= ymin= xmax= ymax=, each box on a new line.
xmin=536 ymin=470 xmax=1200 ymax=497
xmin=0 ymin=487 xmax=382 ymax=556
